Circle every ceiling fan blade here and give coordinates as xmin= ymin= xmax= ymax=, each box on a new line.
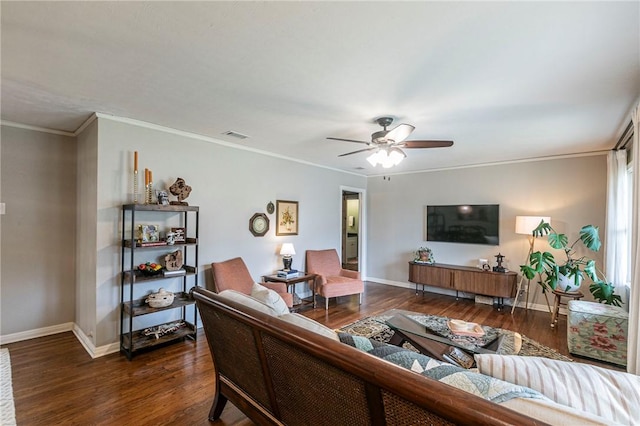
xmin=338 ymin=147 xmax=377 ymax=157
xmin=384 ymin=123 xmax=415 ymax=143
xmin=327 ymin=137 xmax=370 ymax=145
xmin=402 ymin=140 xmax=454 ymax=149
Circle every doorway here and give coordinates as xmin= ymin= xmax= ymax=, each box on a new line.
xmin=341 ymin=190 xmax=361 ymax=271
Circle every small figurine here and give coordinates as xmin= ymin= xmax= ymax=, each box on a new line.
xmin=169 ymin=177 xmax=192 ymax=205
xmin=156 ymin=190 xmax=169 ymax=205
xmin=493 ymin=253 xmax=506 ymax=273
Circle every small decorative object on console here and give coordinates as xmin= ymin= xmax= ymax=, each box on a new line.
xmin=413 ymin=246 xmax=435 ymax=264
xmin=169 ymin=177 xmax=192 ymax=205
xmin=493 ymin=253 xmax=506 ymax=273
xmin=145 ymin=288 xmax=175 ymax=308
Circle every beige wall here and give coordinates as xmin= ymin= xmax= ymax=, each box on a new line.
xmin=365 ymin=154 xmax=608 ymax=309
xmin=1 ymin=126 xmax=77 ymax=335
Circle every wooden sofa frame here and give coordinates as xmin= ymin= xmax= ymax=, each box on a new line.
xmin=193 ymin=287 xmax=546 ymax=425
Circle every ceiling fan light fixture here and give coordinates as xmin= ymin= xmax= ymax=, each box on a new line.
xmin=366 ymin=149 xmax=383 ymax=166
xmin=367 ymin=147 xmax=406 ymax=168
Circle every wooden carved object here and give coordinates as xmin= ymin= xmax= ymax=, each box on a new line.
xmin=169 ymin=177 xmax=192 ymax=205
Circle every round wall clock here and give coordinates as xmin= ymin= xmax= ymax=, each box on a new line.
xmin=249 ymin=213 xmax=269 ymax=237
xmin=267 ymin=201 xmax=275 ymax=214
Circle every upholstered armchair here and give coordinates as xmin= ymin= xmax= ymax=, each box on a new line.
xmin=210 ymin=257 xmax=294 ymax=308
xmin=305 ymin=249 xmax=364 ymax=310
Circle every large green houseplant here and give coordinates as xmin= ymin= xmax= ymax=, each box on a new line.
xmin=520 ymin=221 xmax=622 ymax=306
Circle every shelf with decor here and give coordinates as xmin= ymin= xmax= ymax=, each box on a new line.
xmin=120 ymin=203 xmax=200 ymax=360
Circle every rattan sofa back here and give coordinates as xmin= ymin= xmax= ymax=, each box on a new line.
xmin=193 ymin=287 xmax=545 ymax=426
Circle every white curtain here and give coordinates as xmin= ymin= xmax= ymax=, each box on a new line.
xmin=628 ymin=104 xmax=640 ymax=375
xmin=605 ymin=150 xmax=629 ymax=303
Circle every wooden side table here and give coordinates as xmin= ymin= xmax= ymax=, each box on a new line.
xmin=262 ymin=273 xmax=318 ymax=310
xmin=550 ymin=289 xmax=584 ymax=328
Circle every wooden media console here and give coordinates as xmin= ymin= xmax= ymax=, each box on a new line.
xmin=408 ymin=261 xmax=517 ymax=310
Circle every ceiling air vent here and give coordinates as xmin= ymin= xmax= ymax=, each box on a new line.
xmin=222 ymin=130 xmax=249 ymax=140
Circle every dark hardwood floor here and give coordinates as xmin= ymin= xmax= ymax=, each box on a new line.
xmin=3 ymin=282 xmax=622 ymax=425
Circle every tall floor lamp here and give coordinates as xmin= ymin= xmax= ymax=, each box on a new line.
xmin=511 ymin=215 xmax=551 ymax=314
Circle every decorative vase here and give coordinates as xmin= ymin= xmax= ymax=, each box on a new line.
xmin=557 ymin=272 xmax=583 ymax=292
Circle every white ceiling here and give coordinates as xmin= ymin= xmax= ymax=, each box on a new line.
xmin=2 ymin=1 xmax=639 ymax=176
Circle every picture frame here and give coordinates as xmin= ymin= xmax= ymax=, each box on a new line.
xmin=276 ymin=200 xmax=298 ymax=236
xmin=137 ymin=224 xmax=160 ymax=242
xmin=171 ymin=227 xmax=186 ymax=243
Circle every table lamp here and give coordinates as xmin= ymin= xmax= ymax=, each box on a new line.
xmin=280 ymin=243 xmax=296 ymax=271
xmin=512 ymin=215 xmax=551 ymax=314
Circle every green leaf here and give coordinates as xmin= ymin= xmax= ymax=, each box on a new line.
xmin=520 ymin=265 xmax=536 ymax=280
xmin=532 ymin=221 xmax=553 ymax=238
xmin=579 ymin=225 xmax=601 ymax=252
xmin=527 ymin=251 xmax=555 ymax=273
xmin=583 ymin=259 xmax=598 ymax=281
xmin=589 ymin=281 xmax=623 ymax=306
xmin=547 ymin=232 xmax=568 ymax=249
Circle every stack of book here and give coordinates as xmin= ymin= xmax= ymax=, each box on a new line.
xmin=277 ymin=269 xmax=299 ymax=279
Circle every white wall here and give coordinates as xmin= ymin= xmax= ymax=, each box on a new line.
xmin=90 ymin=117 xmax=366 ymax=346
xmin=365 ymin=154 xmax=608 ymax=309
xmin=1 ymin=126 xmax=77 ymax=336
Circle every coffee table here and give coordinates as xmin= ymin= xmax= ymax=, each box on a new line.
xmin=380 ymin=309 xmax=519 ymax=368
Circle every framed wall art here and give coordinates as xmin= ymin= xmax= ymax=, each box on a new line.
xmin=276 ymin=200 xmax=298 ymax=236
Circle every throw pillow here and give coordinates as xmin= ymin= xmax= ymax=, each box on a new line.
xmin=475 ymin=354 xmax=640 ymax=425
xmin=279 ymin=313 xmax=339 ymax=341
xmin=251 ymin=282 xmax=289 ymax=315
xmin=217 ymin=289 xmax=281 ymax=316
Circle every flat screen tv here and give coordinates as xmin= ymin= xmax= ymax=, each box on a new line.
xmin=426 ymin=204 xmax=499 ymax=245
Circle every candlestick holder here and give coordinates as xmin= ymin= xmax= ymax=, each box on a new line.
xmin=146 ymin=181 xmax=154 ymax=204
xmin=133 ymin=170 xmax=139 ymax=204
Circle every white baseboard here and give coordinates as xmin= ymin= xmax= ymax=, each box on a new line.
xmin=369 ymin=279 xmax=560 ymax=317
xmin=72 ymin=325 xmax=120 ymax=358
xmin=0 ymin=322 xmax=74 ymax=345
xmin=1 ymin=322 xmax=118 ymax=358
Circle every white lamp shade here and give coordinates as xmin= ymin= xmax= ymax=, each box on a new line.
xmin=515 ymin=216 xmax=551 ymax=235
xmin=280 ymin=243 xmax=296 ymax=256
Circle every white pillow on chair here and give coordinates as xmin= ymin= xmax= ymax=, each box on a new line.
xmin=251 ymin=282 xmax=290 ymax=315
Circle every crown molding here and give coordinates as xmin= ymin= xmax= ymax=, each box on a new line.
xmin=0 ymin=120 xmax=75 ymax=137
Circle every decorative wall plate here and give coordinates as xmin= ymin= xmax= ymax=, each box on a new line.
xmin=267 ymin=201 xmax=275 ymax=214
xmin=249 ymin=213 xmax=269 ymax=237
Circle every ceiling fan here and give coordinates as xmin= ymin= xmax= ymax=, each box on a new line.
xmin=328 ymin=117 xmax=454 ymax=168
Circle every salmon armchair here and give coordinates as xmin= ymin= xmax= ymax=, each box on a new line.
xmin=305 ymin=249 xmax=364 ymax=310
xmin=210 ymin=257 xmax=294 ymax=308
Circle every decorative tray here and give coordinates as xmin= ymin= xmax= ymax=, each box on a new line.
xmin=447 ymin=320 xmax=485 ymax=337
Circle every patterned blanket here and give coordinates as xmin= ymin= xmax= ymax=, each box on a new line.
xmin=339 ymin=333 xmax=547 ymax=404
